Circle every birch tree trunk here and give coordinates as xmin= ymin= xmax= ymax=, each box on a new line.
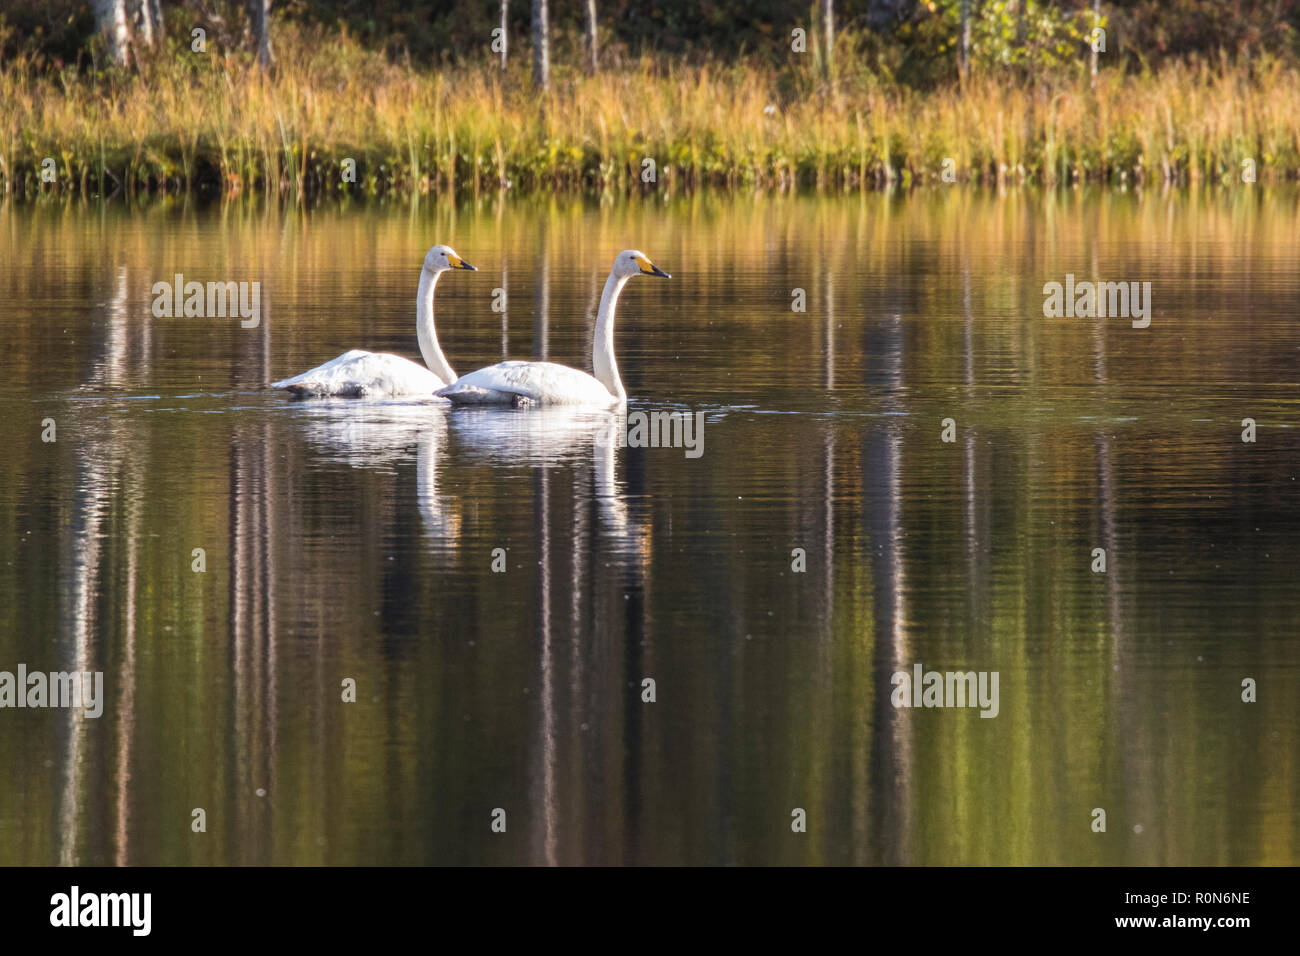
xmin=1090 ymin=0 xmax=1101 ymax=86
xmin=136 ymin=0 xmax=153 ymax=48
xmin=500 ymin=0 xmax=509 ymax=72
xmin=147 ymin=0 xmax=165 ymax=41
xmin=248 ymin=0 xmax=275 ymax=68
xmin=584 ymin=0 xmax=599 ymax=74
xmin=821 ymin=0 xmax=834 ymax=84
xmin=531 ymin=0 xmax=550 ymax=90
xmin=94 ymin=0 xmax=132 ymax=66
xmin=960 ymin=0 xmax=971 ymax=81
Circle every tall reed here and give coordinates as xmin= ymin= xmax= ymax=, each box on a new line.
xmin=3 ymin=26 xmax=1296 ymax=197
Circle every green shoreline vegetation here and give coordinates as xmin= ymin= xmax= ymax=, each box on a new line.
xmin=3 ymin=2 xmax=1299 ymax=198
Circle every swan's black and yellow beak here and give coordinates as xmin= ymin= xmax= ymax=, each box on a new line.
xmin=636 ymin=255 xmax=671 ymax=278
xmin=447 ymin=253 xmax=477 ymax=271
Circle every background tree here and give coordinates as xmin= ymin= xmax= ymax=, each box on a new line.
xmin=93 ymin=0 xmax=132 ymax=65
xmin=248 ymin=0 xmax=274 ymax=68
xmin=147 ymin=0 xmax=164 ymax=41
xmin=584 ymin=0 xmax=598 ymax=74
xmin=12 ymin=0 xmax=1300 ymax=88
xmin=1090 ymin=0 xmax=1101 ymax=86
xmin=959 ymin=0 xmax=972 ymax=83
xmin=531 ymin=0 xmax=549 ymax=90
xmin=821 ymin=0 xmax=834 ymax=85
xmin=134 ymin=0 xmax=154 ymax=48
xmin=500 ymin=0 xmax=509 ymax=72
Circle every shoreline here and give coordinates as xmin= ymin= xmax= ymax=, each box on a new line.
xmin=6 ymin=180 xmax=1298 ymax=208
xmin=5 ymin=30 xmax=1298 ymax=199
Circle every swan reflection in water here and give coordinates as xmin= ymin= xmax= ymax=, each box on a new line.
xmin=446 ymin=404 xmax=646 ymax=553
xmin=290 ymin=398 xmax=462 ymax=542
xmin=285 ymin=399 xmax=647 ymax=552
xmin=443 ymin=403 xmax=655 ymax=864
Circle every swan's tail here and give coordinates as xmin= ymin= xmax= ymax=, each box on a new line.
xmin=272 ymin=377 xmax=368 ymax=398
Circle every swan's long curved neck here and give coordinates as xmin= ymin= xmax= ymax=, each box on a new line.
xmin=416 ymin=267 xmax=457 ymax=384
xmin=592 ymin=269 xmax=630 ymax=403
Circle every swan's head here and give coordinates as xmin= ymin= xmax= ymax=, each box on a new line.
xmin=424 ymin=244 xmax=478 ymax=274
xmin=614 ymin=249 xmax=670 ymax=280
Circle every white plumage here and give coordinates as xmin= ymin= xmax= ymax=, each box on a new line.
xmin=271 ymin=349 xmax=446 ymax=398
xmin=438 ymin=360 xmax=620 ymax=406
xmin=272 ymin=244 xmax=476 ymax=398
xmin=438 ymin=249 xmax=669 ymax=407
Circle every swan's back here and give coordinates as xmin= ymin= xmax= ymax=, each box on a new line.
xmin=272 ymin=350 xmax=448 ymax=398
xmin=438 ymin=361 xmax=619 ymax=406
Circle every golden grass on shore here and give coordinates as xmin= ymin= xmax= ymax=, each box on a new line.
xmin=3 ymin=25 xmax=1298 ymax=197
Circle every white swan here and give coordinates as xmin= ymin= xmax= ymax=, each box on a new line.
xmin=437 ymin=250 xmax=669 ymax=407
xmin=271 ymin=244 xmax=476 ymax=398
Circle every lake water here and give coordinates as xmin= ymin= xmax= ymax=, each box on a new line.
xmin=1 ymin=189 xmax=1297 ymax=865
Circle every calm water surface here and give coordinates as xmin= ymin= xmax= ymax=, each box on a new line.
xmin=1 ymin=190 xmax=1297 ymax=865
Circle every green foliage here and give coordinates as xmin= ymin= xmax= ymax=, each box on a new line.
xmin=970 ymin=1 xmax=1094 ymax=72
xmin=7 ymin=1 xmax=1300 ymax=83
